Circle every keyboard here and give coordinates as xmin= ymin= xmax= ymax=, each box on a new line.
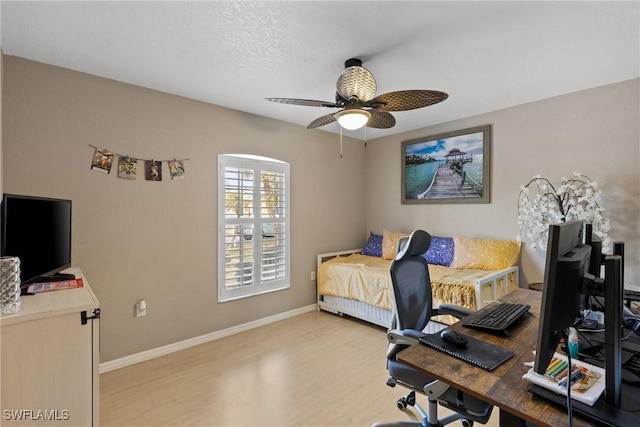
xmin=463 ymin=302 xmax=531 ymax=334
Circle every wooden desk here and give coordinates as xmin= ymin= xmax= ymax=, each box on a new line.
xmin=398 ymin=288 xmax=593 ymax=427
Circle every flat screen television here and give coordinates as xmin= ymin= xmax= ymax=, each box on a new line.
xmin=1 ymin=194 xmax=72 ymax=286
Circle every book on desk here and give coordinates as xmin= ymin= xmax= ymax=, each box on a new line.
xmin=26 ymin=278 xmax=84 ymax=294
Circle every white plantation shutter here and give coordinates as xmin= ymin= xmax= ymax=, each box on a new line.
xmin=218 ymin=154 xmax=290 ymax=301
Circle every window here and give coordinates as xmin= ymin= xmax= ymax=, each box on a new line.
xmin=218 ymin=154 xmax=290 ymax=302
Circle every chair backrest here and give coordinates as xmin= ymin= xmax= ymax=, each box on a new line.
xmin=390 ymin=230 xmax=433 ymax=331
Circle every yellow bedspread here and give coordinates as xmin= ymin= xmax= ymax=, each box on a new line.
xmin=317 ymin=254 xmax=516 ymax=311
xmin=317 ymin=254 xmax=393 ymax=310
xmin=428 ymin=264 xmax=496 ymax=309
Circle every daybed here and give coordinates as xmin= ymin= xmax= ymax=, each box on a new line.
xmin=316 ymin=231 xmax=521 ymax=328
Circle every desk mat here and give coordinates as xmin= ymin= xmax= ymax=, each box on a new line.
xmin=418 ymin=331 xmax=513 ymax=371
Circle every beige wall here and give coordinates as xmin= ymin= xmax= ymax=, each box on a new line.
xmin=1 ymin=51 xmax=3 ymax=194
xmin=365 ymin=78 xmax=640 ymax=288
xmin=3 ymin=54 xmax=639 ymax=362
xmin=1 ymin=56 xmax=366 ymax=362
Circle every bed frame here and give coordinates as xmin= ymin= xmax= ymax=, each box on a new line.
xmin=316 ymin=249 xmax=393 ymax=327
xmin=316 ymin=248 xmax=520 ymax=328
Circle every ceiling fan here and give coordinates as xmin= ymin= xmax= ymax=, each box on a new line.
xmin=265 ymin=58 xmax=448 ymax=131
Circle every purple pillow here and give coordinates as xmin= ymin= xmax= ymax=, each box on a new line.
xmin=362 ymin=232 xmax=383 ymax=257
xmin=423 ymin=236 xmax=454 ymax=266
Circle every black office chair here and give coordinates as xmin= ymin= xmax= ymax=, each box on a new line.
xmin=374 ymin=230 xmax=493 ymax=427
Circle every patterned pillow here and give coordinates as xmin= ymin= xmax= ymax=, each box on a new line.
xmin=382 ymin=229 xmax=409 ymax=260
xmin=423 ymin=236 xmax=454 ymax=266
xmin=362 ymin=232 xmax=383 ymax=257
xmin=450 ymin=235 xmax=521 ymax=270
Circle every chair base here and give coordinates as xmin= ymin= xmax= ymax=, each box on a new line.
xmin=386 ymin=374 xmax=492 ymax=425
xmin=376 ymin=390 xmax=478 ymax=427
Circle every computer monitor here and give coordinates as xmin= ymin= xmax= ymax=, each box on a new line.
xmin=534 ymin=220 xmax=592 ymax=375
xmin=531 ymin=221 xmax=637 ymax=424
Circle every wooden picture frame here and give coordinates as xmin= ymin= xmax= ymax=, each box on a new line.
xmin=401 ymin=125 xmax=491 ymax=204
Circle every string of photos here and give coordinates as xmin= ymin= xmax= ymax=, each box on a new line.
xmin=89 ymin=145 xmax=189 ymax=181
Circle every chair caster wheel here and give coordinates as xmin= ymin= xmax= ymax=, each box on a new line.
xmin=396 ymin=391 xmax=416 ymax=411
xmin=396 ymin=397 xmax=408 ymax=410
xmin=461 ymin=419 xmax=474 ymax=427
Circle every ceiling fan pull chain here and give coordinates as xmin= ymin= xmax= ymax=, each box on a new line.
xmin=340 ymin=126 xmax=343 ymax=159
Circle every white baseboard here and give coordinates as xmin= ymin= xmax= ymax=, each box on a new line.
xmin=99 ymin=303 xmax=317 ymax=373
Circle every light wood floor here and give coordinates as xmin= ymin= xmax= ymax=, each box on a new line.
xmin=100 ymin=310 xmax=500 ymax=426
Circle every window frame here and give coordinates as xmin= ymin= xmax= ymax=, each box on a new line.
xmin=217 ymin=154 xmax=290 ymax=302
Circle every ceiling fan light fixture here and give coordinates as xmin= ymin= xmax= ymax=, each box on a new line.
xmin=335 ymin=109 xmax=371 ymax=130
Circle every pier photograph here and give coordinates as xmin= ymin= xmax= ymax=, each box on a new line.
xmin=401 ymin=125 xmax=491 ymax=204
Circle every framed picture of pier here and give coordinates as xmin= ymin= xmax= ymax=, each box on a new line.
xmin=401 ymin=125 xmax=491 ymax=204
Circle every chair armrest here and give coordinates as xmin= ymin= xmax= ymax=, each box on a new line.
xmin=387 ymin=328 xmax=428 ymax=346
xmin=433 ymin=304 xmax=473 ymax=319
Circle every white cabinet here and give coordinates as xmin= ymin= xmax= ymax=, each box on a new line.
xmin=0 ymin=268 xmax=99 ymax=426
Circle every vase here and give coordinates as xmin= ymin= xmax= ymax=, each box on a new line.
xmin=1 ymin=256 xmax=21 ymax=315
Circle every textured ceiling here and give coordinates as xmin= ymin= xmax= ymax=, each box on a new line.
xmin=1 ymin=1 xmax=639 ymax=140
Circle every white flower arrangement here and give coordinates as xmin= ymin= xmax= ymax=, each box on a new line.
xmin=517 ymin=172 xmax=610 ymax=251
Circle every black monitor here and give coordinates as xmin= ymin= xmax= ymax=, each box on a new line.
xmin=1 ymin=194 xmax=73 ymax=286
xmin=531 ymin=221 xmax=639 ymax=425
xmin=534 ymin=220 xmax=592 ymax=375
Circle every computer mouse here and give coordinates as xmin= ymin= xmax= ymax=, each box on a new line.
xmin=440 ymin=329 xmax=468 ymax=347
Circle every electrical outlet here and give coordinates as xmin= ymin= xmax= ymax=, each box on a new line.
xmin=135 ymin=299 xmax=147 ymax=317
xmin=311 ymin=271 xmax=316 ymax=281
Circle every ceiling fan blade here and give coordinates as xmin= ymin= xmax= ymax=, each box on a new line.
xmin=307 ymin=113 xmax=337 ymax=129
xmin=265 ymin=98 xmax=339 ymax=108
xmin=367 ymin=90 xmax=448 ymax=112
xmin=336 ymin=66 xmax=377 ymax=102
xmin=366 ymin=110 xmax=396 ymax=129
